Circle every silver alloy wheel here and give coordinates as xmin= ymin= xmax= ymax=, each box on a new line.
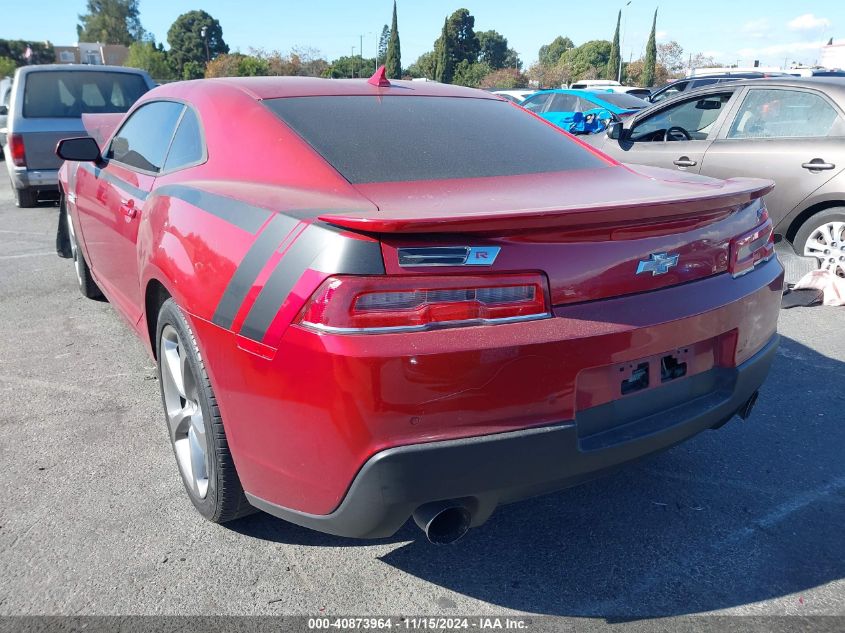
xmin=66 ymin=209 xmax=83 ymax=285
xmin=803 ymin=220 xmax=845 ymax=278
xmin=160 ymin=324 xmax=209 ymax=499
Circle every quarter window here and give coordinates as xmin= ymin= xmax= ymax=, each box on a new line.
xmin=522 ymin=93 xmax=551 ymax=113
xmin=727 ymin=89 xmax=844 ymax=139
xmin=163 ymin=108 xmax=205 ymax=172
xmin=108 ymin=101 xmax=184 ymax=173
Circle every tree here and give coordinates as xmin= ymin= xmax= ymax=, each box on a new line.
xmin=205 ymin=53 xmax=269 ymax=78
xmin=642 ymin=8 xmax=658 ymax=87
xmin=0 ymin=40 xmax=55 ymax=66
xmin=385 ymin=0 xmax=401 ymax=79
xmin=0 ymin=57 xmax=16 ymax=78
xmin=479 ymin=67 xmax=528 ymax=90
xmin=377 ymin=25 xmax=390 ymax=66
xmin=566 ymin=40 xmax=612 ymax=80
xmin=527 ymin=60 xmax=573 ymax=89
xmin=452 ymin=60 xmax=491 ymax=87
xmin=407 ymin=51 xmax=436 ymax=79
xmin=607 ymin=10 xmax=621 ymax=82
xmin=477 ymin=30 xmax=508 ymax=69
xmin=625 ymin=58 xmax=670 ymax=87
xmin=658 ymin=40 xmax=684 ymax=76
xmin=325 ymin=55 xmax=377 ymax=79
xmin=181 ymin=60 xmax=205 ymax=80
xmin=124 ymin=41 xmax=175 ymax=80
xmin=538 ymin=36 xmax=574 ymax=67
xmin=433 ymin=18 xmax=452 ymax=83
xmin=167 ymin=10 xmax=228 ymax=75
xmin=446 ymin=9 xmax=480 ymax=66
xmin=77 ymin=0 xmax=144 ymax=45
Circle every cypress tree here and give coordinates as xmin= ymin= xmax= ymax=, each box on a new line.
xmin=607 ymin=10 xmax=621 ymax=81
xmin=642 ymin=8 xmax=658 ymax=87
xmin=433 ymin=18 xmax=452 ymax=83
xmin=385 ymin=0 xmax=401 ymax=79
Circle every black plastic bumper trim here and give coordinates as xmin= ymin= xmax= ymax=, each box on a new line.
xmin=246 ymin=335 xmax=780 ymax=539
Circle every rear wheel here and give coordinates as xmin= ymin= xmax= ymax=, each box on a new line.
xmin=794 ymin=207 xmax=845 ymax=278
xmin=14 ymin=186 xmax=36 ymax=208
xmin=156 ymin=299 xmax=254 ymax=522
xmin=65 ymin=205 xmax=103 ymax=299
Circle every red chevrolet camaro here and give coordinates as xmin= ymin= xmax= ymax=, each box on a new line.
xmin=55 ymin=71 xmax=783 ymax=543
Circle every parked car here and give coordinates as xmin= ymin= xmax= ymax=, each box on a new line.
xmin=4 ymin=64 xmax=154 ymax=207
xmin=586 ymin=77 xmax=845 ymax=277
xmin=569 ymin=79 xmax=621 ymax=89
xmin=648 ymin=72 xmax=788 ymax=103
xmin=55 ymin=75 xmax=781 ymax=543
xmin=787 ymin=67 xmax=845 ymax=78
xmin=492 ymin=89 xmax=535 ymax=104
xmin=0 ymin=76 xmax=12 ymax=156
xmin=521 ymin=88 xmax=649 ymax=130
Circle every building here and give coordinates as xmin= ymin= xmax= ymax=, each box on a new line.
xmin=54 ymin=43 xmax=129 ymax=66
xmin=820 ymin=40 xmax=845 ymax=69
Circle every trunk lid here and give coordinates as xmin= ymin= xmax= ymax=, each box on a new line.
xmin=326 ymin=165 xmax=773 ymax=306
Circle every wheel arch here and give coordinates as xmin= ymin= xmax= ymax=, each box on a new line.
xmin=144 ymin=278 xmax=172 ymax=359
xmin=784 ymin=199 xmax=845 ymax=245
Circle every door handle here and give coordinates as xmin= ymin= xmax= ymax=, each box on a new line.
xmin=673 ymin=157 xmax=697 ymax=168
xmin=120 ymin=198 xmax=137 ymax=219
xmin=802 ymin=159 xmax=836 ymax=171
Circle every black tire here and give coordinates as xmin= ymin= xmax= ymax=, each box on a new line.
xmin=793 ymin=207 xmax=845 ymax=268
xmin=65 ymin=204 xmax=103 ymax=299
xmin=14 ymin=185 xmax=37 ymax=208
xmin=155 ymin=298 xmax=254 ymax=523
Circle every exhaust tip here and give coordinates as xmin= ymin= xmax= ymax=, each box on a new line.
xmin=738 ymin=390 xmax=759 ymax=420
xmin=413 ymin=502 xmax=472 ymax=545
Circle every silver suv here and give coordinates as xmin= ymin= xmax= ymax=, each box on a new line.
xmin=4 ymin=64 xmax=154 ymax=207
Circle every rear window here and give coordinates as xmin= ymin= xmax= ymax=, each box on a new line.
xmin=265 ymin=96 xmax=606 ymax=183
xmin=590 ymin=92 xmax=648 ymax=109
xmin=23 ymin=71 xmax=149 ymax=118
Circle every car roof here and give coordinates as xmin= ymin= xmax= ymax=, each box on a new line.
xmin=165 ymin=76 xmax=499 ymax=101
xmin=689 ymin=76 xmax=845 ymax=96
xmin=14 ymin=64 xmax=150 ymax=76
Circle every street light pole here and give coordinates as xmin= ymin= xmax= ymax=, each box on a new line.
xmin=201 ymin=26 xmax=209 ymax=63
xmin=351 ymin=46 xmax=356 ymax=78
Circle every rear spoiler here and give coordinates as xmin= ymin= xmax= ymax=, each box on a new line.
xmin=318 ymin=176 xmax=774 ymax=234
xmin=81 ymin=113 xmax=124 ymax=149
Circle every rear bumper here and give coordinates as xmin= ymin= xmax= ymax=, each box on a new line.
xmin=8 ymin=166 xmax=59 ymax=190
xmin=247 ymin=335 xmax=779 ymax=538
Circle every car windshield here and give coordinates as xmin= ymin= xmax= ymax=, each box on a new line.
xmin=590 ymin=92 xmax=649 ymax=109
xmin=265 ymin=95 xmax=606 ymax=184
xmin=23 ymin=71 xmax=149 ymax=118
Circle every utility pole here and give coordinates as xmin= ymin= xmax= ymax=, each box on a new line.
xmin=351 ymin=46 xmax=356 ymax=78
xmin=360 ymin=34 xmax=364 ymax=74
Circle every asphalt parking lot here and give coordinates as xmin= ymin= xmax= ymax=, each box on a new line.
xmin=0 ymin=171 xmax=843 ymax=623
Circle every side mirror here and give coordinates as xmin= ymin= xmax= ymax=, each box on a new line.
xmin=606 ymin=121 xmax=624 ymax=140
xmin=56 ymin=136 xmax=101 ymax=162
xmin=0 ymin=105 xmax=7 ymax=116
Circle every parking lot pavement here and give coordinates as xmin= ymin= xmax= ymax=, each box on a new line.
xmin=0 ymin=171 xmax=842 ymax=623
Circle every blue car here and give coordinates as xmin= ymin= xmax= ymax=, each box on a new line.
xmin=521 ymin=89 xmax=648 ymax=132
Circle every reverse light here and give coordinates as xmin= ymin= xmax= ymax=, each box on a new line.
xmin=9 ymin=133 xmax=26 ymax=167
xmin=297 ymin=273 xmax=551 ymax=334
xmin=729 ymin=206 xmax=774 ymax=278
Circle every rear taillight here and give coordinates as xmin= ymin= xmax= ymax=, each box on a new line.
xmin=729 ymin=206 xmax=774 ymax=278
xmin=297 ymin=273 xmax=551 ymax=333
xmin=9 ymin=133 xmax=26 ymax=167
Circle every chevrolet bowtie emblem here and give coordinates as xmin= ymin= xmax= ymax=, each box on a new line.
xmin=636 ymin=252 xmax=680 ymax=276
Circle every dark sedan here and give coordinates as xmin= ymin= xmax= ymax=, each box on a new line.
xmin=586 ymin=77 xmax=845 ymax=277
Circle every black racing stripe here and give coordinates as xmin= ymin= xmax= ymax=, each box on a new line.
xmin=211 ymin=214 xmax=300 ymax=330
xmin=153 ymin=184 xmax=270 ymax=234
xmin=239 ymin=225 xmax=385 ymax=342
xmin=239 ymin=226 xmax=331 ymax=342
xmin=79 ymin=162 xmax=149 ymax=200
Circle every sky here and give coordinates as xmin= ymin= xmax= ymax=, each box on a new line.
xmin=1 ymin=0 xmax=843 ymax=69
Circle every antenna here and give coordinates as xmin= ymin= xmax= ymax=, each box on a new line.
xmin=368 ymin=65 xmax=391 ymax=87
